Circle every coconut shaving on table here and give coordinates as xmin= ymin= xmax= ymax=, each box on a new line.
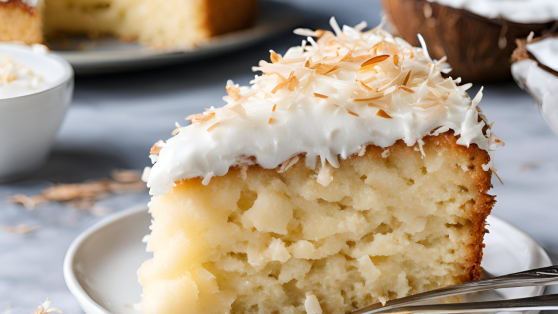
xmin=145 ymin=17 xmax=504 ymax=196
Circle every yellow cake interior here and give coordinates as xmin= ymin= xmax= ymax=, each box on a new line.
xmin=138 ymin=132 xmax=494 ymax=314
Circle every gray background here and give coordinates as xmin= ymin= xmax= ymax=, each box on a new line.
xmin=1 ymin=0 xmax=558 ymax=313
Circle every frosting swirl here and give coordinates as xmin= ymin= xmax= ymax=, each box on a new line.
xmin=146 ymin=18 xmax=501 ymax=196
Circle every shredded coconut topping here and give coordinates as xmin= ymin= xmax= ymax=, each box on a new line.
xmin=0 ymin=54 xmax=45 ymax=98
xmin=146 ymin=17 xmax=501 ymax=196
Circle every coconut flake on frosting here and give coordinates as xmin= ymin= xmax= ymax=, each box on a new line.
xmin=428 ymin=0 xmax=558 ymax=24
xmin=146 ymin=17 xmax=501 ymax=196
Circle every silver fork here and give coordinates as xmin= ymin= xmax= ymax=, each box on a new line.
xmin=351 ymin=265 xmax=558 ymax=314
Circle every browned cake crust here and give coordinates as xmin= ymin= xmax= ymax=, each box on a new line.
xmin=422 ymin=132 xmax=495 ymax=282
xmin=0 ymin=0 xmax=42 ymax=44
xmin=204 ymin=0 xmax=258 ymax=37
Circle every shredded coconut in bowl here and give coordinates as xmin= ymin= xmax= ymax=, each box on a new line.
xmin=0 ymin=54 xmax=45 ymax=99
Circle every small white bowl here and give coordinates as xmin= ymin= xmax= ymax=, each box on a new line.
xmin=0 ymin=43 xmax=74 ymax=182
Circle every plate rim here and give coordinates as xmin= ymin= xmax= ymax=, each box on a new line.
xmin=64 ymin=206 xmax=552 ymax=314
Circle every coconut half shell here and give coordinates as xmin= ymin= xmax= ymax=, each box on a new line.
xmin=381 ymin=0 xmax=556 ymax=83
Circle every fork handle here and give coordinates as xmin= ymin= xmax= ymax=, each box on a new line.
xmin=352 ymin=265 xmax=558 ymax=314
xmin=373 ymin=293 xmax=558 ymax=313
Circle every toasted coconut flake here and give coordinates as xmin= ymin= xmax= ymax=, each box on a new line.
xmin=226 ymin=85 xmax=242 ymax=101
xmin=207 ymin=122 xmax=220 ymax=132
xmin=376 ymin=109 xmax=392 ymax=119
xmin=340 ymin=51 xmax=352 ymax=61
xmin=293 ymin=28 xmax=317 ymax=37
xmin=9 ymin=170 xmax=145 ymax=212
xmin=354 ymin=95 xmax=383 ymax=101
xmin=150 ymin=144 xmax=162 ymax=155
xmin=347 ymin=109 xmax=359 ymax=117
xmin=277 ymin=155 xmax=300 ymax=173
xmin=359 ymin=81 xmax=373 ymax=91
xmin=403 ymin=70 xmax=412 ymax=86
xmin=171 ymin=122 xmax=182 ymax=136
xmin=270 ymin=72 xmax=287 ymax=82
xmin=398 ymin=86 xmax=415 ymax=93
xmin=491 ymin=167 xmax=504 ymax=185
xmin=360 ymin=55 xmax=390 ymax=68
xmin=270 ymin=50 xmax=281 ymax=63
xmin=3 ymin=224 xmax=40 ymax=234
xmin=271 ymin=82 xmax=286 ymax=94
xmin=280 ymin=57 xmax=306 ymax=64
xmin=272 ymin=104 xmax=277 ymax=112
xmin=6 ymin=194 xmax=47 ymax=210
xmin=304 ymin=59 xmax=311 ymax=67
xmin=287 ymin=71 xmax=295 ymax=80
xmin=323 ymin=65 xmax=340 ymax=75
xmin=288 ymin=75 xmax=299 ymax=91
xmin=111 ymin=169 xmax=141 ymax=183
xmin=313 ymin=92 xmax=329 ymax=99
xmin=393 ymin=54 xmax=400 ymax=66
xmin=186 ymin=112 xmax=215 ymax=124
xmin=32 ymin=300 xmax=62 ymax=314
xmin=229 ymin=104 xmax=246 ymax=116
xmin=269 ymin=118 xmax=277 ymax=124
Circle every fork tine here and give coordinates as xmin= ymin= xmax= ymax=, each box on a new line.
xmin=351 ymin=265 xmax=558 ymax=314
xmin=371 ymin=294 xmax=558 ymax=313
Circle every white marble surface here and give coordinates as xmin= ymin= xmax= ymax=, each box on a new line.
xmin=1 ymin=0 xmax=558 ymax=313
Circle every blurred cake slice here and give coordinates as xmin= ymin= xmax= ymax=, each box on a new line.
xmin=512 ymin=34 xmax=558 ymax=135
xmin=43 ymin=0 xmax=258 ymax=48
xmin=139 ymin=18 xmax=502 ymax=314
xmin=0 ymin=0 xmax=257 ymax=49
xmin=0 ymin=0 xmax=43 ymax=44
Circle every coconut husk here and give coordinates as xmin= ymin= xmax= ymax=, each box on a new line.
xmin=512 ymin=33 xmax=558 ymax=77
xmin=381 ymin=0 xmax=556 ymax=83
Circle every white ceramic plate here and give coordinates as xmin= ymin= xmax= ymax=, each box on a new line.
xmin=64 ymin=206 xmax=552 ymax=314
xmin=47 ymin=1 xmax=302 ymax=75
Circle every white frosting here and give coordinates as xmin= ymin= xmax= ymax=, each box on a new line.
xmin=527 ymin=37 xmax=558 ymax=72
xmin=428 ymin=0 xmax=558 ymax=23
xmin=0 ymin=54 xmax=47 ymax=98
xmin=146 ymin=18 xmax=499 ymax=196
xmin=512 ymin=59 xmax=558 ymax=135
xmin=0 ymin=0 xmax=40 ymax=7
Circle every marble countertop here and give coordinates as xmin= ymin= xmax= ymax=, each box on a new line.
xmin=1 ymin=0 xmax=558 ymax=313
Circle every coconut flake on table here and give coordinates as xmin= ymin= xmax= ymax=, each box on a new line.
xmin=428 ymin=0 xmax=558 ymax=24
xmin=527 ymin=37 xmax=558 ymax=72
xmin=146 ymin=17 xmax=502 ymax=196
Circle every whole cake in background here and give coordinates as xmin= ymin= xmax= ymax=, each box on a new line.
xmin=139 ymin=18 xmax=502 ymax=314
xmin=0 ymin=0 xmax=258 ymax=48
xmin=382 ymin=0 xmax=558 ymax=82
xmin=512 ymin=34 xmax=558 ymax=135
